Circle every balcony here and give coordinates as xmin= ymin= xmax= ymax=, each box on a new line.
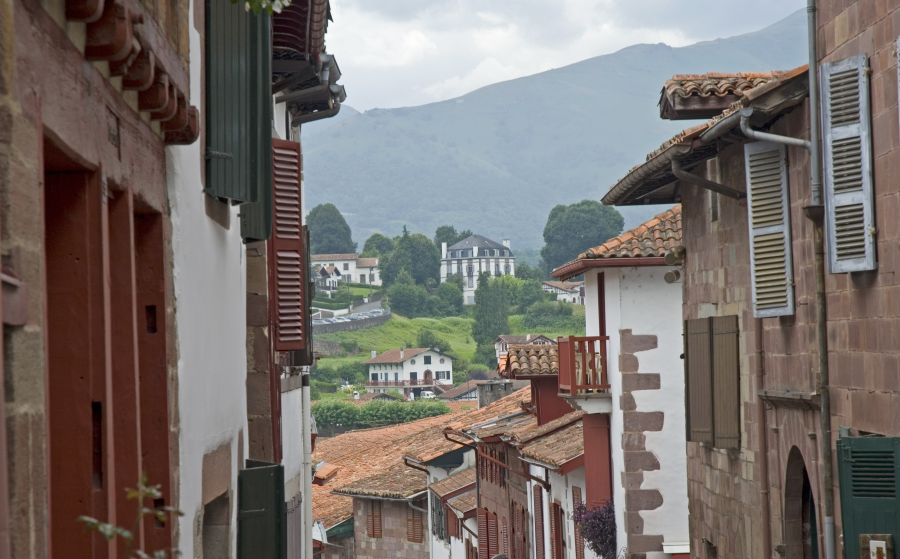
xmin=558 ymin=336 xmax=611 ymax=413
xmin=365 ymin=379 xmax=450 ymax=389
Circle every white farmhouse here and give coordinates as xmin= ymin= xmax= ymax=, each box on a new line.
xmin=363 ymin=348 xmax=453 ymax=398
xmin=542 ymin=280 xmax=585 ymax=304
xmin=440 ymin=234 xmax=515 ymax=305
xmin=311 ymin=253 xmax=382 ymax=286
xmin=493 ymin=334 xmax=556 ymax=359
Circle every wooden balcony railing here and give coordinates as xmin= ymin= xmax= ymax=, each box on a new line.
xmin=558 ymin=336 xmax=610 ymax=395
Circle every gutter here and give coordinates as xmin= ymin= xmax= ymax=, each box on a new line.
xmin=292 ymin=105 xmax=341 ymax=126
xmin=551 ymin=257 xmax=667 ymax=281
xmin=739 ymin=107 xmax=811 ymax=150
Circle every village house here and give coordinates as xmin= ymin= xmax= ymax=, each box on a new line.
xmin=312 ymin=253 xmax=382 ymax=286
xmin=552 ymin=206 xmax=690 ymax=558
xmin=542 ymin=281 xmax=586 ymax=305
xmin=598 ymin=3 xmax=900 ymax=553
xmin=364 ymin=348 xmax=454 ymax=398
xmin=494 ymin=334 xmax=557 ymax=359
xmin=440 ymin=234 xmax=516 ymax=304
xmin=438 ymin=380 xmax=486 ymax=402
xmin=317 ymin=265 xmax=344 ymax=290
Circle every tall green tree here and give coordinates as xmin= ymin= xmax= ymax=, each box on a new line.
xmin=540 ymin=200 xmax=623 ymax=275
xmin=434 ymin=225 xmax=473 ymax=248
xmin=380 ymin=228 xmax=440 ymax=286
xmin=515 ymin=262 xmax=545 ymax=282
xmin=472 ymin=272 xmax=509 ymax=346
xmin=362 ymin=232 xmax=394 ymax=256
xmin=307 ymin=203 xmax=357 ymax=254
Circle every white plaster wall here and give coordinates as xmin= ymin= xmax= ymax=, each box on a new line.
xmin=402 ymin=351 xmax=452 ymax=383
xmin=168 ymin=2 xmax=249 ymax=553
xmin=616 ymin=266 xmax=688 ymax=546
xmin=282 ymin=387 xmax=304 ymax=494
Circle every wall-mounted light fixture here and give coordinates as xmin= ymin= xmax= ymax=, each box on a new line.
xmin=664 ymin=269 xmax=681 ymax=284
xmin=664 ymin=245 xmax=686 ymax=266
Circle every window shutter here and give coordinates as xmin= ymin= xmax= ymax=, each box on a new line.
xmin=478 ymin=509 xmax=489 ymax=559
xmin=206 ymin=0 xmax=271 ymax=205
xmin=572 ymin=487 xmax=585 ymax=559
xmin=407 ymin=505 xmax=423 ymax=543
xmin=548 ymin=504 xmax=558 ymax=559
xmin=837 ymin=436 xmax=900 ymax=559
xmin=237 ymin=460 xmax=286 ymax=559
xmin=267 ymin=140 xmax=308 ymax=352
xmin=712 ymin=316 xmax=740 ymax=449
xmin=684 ymin=318 xmax=714 ymax=444
xmin=368 ymin=500 xmax=382 ymax=538
xmin=366 ymin=500 xmax=375 ymax=537
xmin=488 ymin=513 xmax=499 ymax=557
xmin=533 ymin=486 xmax=545 ymax=559
xmin=744 ymin=141 xmax=795 ymax=317
xmin=821 ymin=54 xmax=877 ymax=272
xmin=502 ymin=517 xmax=509 ymax=555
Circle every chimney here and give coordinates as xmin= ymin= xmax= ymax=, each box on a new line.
xmin=526 ymin=334 xmax=531 ymax=342
xmin=441 ymin=242 xmax=447 ymax=259
xmin=371 ymin=350 xmax=377 ymax=359
xmin=400 ymin=349 xmax=404 ymax=359
xmin=502 ymin=239 xmax=511 ymax=249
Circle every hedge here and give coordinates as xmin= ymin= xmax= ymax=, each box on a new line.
xmin=312 ymin=299 xmax=349 ymax=310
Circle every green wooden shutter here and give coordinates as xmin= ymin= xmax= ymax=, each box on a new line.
xmin=206 ymin=0 xmax=272 ymax=205
xmin=744 ymin=141 xmax=795 ymax=318
xmin=821 ymin=55 xmax=877 ymax=273
xmin=237 ymin=459 xmax=285 ymax=559
xmin=837 ymin=436 xmax=900 ymax=559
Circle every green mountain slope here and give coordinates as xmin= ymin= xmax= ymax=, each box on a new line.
xmin=302 ymin=10 xmax=808 ymax=248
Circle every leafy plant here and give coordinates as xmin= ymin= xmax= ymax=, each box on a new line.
xmin=79 ymin=474 xmax=182 ymax=559
xmin=573 ymin=500 xmax=616 ymax=559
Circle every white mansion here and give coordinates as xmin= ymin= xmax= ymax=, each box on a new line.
xmin=440 ymin=234 xmax=516 ymax=304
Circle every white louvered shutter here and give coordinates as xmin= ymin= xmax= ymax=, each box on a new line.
xmin=821 ymin=54 xmax=877 ymax=273
xmin=268 ymin=138 xmax=308 ymax=350
xmin=743 ymin=141 xmax=795 ymax=317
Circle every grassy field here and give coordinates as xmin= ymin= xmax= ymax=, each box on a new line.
xmin=314 ymin=307 xmax=586 ymax=369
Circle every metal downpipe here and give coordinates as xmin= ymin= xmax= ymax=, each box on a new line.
xmin=805 ymin=1 xmax=835 ymax=558
xmin=755 ymin=317 xmax=772 ymax=559
xmin=302 ymin=370 xmax=314 ymax=559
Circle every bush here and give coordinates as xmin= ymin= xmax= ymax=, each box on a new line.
xmin=311 ymin=379 xmax=338 ymax=393
xmin=310 ymin=384 xmax=322 ymax=401
xmin=574 ymin=500 xmax=617 ymax=559
xmin=387 ymin=282 xmax=429 ymax=317
xmin=339 ymin=340 xmax=360 ymax=354
xmin=312 ymin=299 xmax=349 ymax=311
xmin=472 ymin=343 xmax=498 ymax=368
xmin=434 ymin=282 xmax=464 ymax=316
xmin=359 ymin=400 xmax=407 ymax=426
xmin=417 ymin=329 xmax=452 ymax=354
xmin=523 ymin=301 xmax=583 ymax=330
xmin=311 ymin=400 xmax=360 ymax=431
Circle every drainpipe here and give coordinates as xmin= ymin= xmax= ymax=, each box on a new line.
xmin=739 ymin=108 xmax=812 ymax=150
xmin=804 ymin=1 xmax=835 ymax=558
xmin=291 ymin=105 xmax=341 ymax=127
xmin=303 ymin=369 xmax=314 ymax=559
xmin=755 ymin=318 xmax=772 ymax=559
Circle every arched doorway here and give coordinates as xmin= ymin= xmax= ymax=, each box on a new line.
xmin=424 ymin=369 xmax=433 ymax=384
xmin=785 ymin=446 xmax=819 ymax=559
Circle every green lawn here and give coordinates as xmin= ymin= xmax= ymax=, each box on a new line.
xmin=349 ymin=286 xmax=378 ymax=298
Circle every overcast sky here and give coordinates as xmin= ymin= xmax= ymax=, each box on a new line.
xmin=326 ymin=0 xmax=806 ymax=112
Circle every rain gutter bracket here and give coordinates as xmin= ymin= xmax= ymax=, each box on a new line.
xmin=739 ymin=107 xmax=812 ymax=150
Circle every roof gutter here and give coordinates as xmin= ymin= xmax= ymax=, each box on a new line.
xmin=292 ymin=105 xmax=341 ymax=127
xmin=739 ymin=107 xmax=811 ymax=150
xmin=552 ymin=257 xmax=667 ymax=281
xmin=404 ymin=457 xmax=430 ymax=474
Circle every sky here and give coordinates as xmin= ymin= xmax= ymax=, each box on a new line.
xmin=325 ymin=0 xmax=807 ymax=112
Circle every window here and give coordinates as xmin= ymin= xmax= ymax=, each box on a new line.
xmin=366 ymin=500 xmax=382 ymax=538
xmin=504 ymin=250 xmax=509 ymax=256
xmin=505 ymin=264 xmax=511 ymax=274
xmin=424 ymin=356 xmax=431 ymax=365
xmin=411 ymin=359 xmax=416 ymax=365
xmin=684 ymin=316 xmax=740 ymax=449
xmin=410 ymin=372 xmax=417 ymax=380
xmin=494 ymin=264 xmax=500 ymax=275
xmin=467 ymin=278 xmax=474 ymax=289
xmin=369 ymin=273 xmax=375 ymax=282
xmin=456 ymin=265 xmax=462 ymax=275
xmin=360 ymin=275 xmax=366 ymax=283
xmin=407 ymin=503 xmax=424 ymax=543
xmin=343 ymin=263 xmax=349 ymax=270
xmin=394 ymin=373 xmax=398 ymax=381
xmin=466 ymin=265 xmax=474 ymax=276
xmin=494 ymin=249 xmax=499 ymax=256
xmin=371 ymin=374 xmax=377 ymax=381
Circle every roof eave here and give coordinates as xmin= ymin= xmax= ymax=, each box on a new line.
xmin=552 ymin=257 xmax=668 ymax=280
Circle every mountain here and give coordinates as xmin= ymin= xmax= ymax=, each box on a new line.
xmin=303 ymin=10 xmax=809 ymax=249
xmin=300 ymin=105 xmax=360 ymax=140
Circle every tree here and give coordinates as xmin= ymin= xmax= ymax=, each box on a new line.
xmin=540 ymin=200 xmax=624 ymax=275
xmin=307 ymin=203 xmax=357 ymax=255
xmin=517 ymin=279 xmax=545 ymax=313
xmin=445 ymin=273 xmax=465 ymax=290
xmin=515 ymin=262 xmax=545 ymax=282
xmin=380 ymin=229 xmax=440 ymax=286
xmin=434 ymin=225 xmax=473 ymax=248
xmin=434 ymin=282 xmax=464 ymax=316
xmin=387 ymin=282 xmax=428 ymax=318
xmin=417 ymin=329 xmax=452 ymax=354
xmin=362 ymin=232 xmax=394 ymax=256
xmin=472 ymin=272 xmax=509 ymax=346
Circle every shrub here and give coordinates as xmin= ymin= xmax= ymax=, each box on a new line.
xmin=523 ymin=301 xmax=582 ymax=330
xmin=339 ymin=340 xmax=360 ymax=354
xmin=574 ymin=500 xmax=617 ymax=559
xmin=311 ymin=400 xmax=359 ymax=431
xmin=417 ymin=329 xmax=452 ymax=354
xmin=387 ymin=282 xmax=428 ymax=317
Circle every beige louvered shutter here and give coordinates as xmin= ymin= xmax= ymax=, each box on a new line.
xmin=684 ymin=319 xmax=714 ymax=444
xmin=821 ymin=54 xmax=877 ymax=272
xmin=268 ymin=139 xmax=308 ymax=351
xmin=743 ymin=141 xmax=795 ymax=317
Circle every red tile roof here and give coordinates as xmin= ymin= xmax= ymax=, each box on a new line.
xmin=445 ymin=386 xmax=532 ymax=433
xmin=519 ymin=419 xmax=584 ymax=467
xmin=502 ymin=345 xmax=559 ymax=377
xmin=494 ymin=334 xmax=556 ymax=345
xmin=429 ymin=468 xmax=477 ymax=498
xmin=663 ymin=72 xmax=778 ymax=100
xmin=447 ymin=491 xmax=477 ymax=516
xmin=437 ymin=380 xmax=484 ymax=400
xmin=362 ymin=348 xmax=429 ymax=364
xmin=446 ymin=400 xmax=479 ymax=413
xmin=333 ymin=462 xmax=426 ymax=499
xmin=311 ymin=253 xmax=358 ymax=261
xmin=356 ymin=257 xmax=378 ymax=267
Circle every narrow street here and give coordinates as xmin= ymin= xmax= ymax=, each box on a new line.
xmin=1 ymin=1 xmax=898 ymax=559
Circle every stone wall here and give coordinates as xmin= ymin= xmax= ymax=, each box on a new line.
xmin=353 ymin=497 xmax=429 ymax=559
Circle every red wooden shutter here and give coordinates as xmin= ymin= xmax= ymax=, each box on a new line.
xmin=414 ymin=508 xmax=424 ymax=543
xmin=533 ymin=487 xmax=545 ymax=559
xmin=572 ymin=487 xmax=585 ymax=559
xmin=478 ymin=509 xmax=489 ymax=559
xmin=372 ymin=500 xmax=382 ymax=538
xmin=488 ymin=512 xmax=499 ymax=557
xmin=269 ymin=138 xmax=307 ymax=351
xmin=548 ymin=504 xmax=559 ymax=559
xmin=502 ymin=517 xmax=509 ymax=555
xmin=366 ymin=500 xmax=375 ymax=537
xmin=447 ymin=508 xmax=458 ymax=539
xmin=408 ymin=504 xmax=415 ymax=541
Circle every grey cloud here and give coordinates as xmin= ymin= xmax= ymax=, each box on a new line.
xmin=606 ymin=0 xmax=806 ymax=37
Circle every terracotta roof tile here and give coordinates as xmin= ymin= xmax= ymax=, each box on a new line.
xmin=514 ymin=410 xmax=584 ymax=444
xmin=333 ymin=463 xmax=426 ymax=499
xmin=446 ymin=400 xmax=479 ymax=413
xmin=663 ymin=72 xmax=778 ymax=100
xmin=437 ymin=380 xmax=485 ymax=400
xmin=502 ymin=345 xmax=559 ymax=377
xmin=444 ymin=386 xmax=532 ymax=432
xmin=311 ymin=253 xmax=358 ymax=261
xmin=447 ymin=491 xmax=477 ymax=516
xmin=429 ymin=468 xmax=477 ymax=498
xmin=356 ymin=257 xmax=378 ymax=267
xmin=470 ymin=413 xmax=537 ymax=440
xmin=362 ymin=348 xmax=429 ymax=364
xmin=494 ymin=334 xmax=555 ymax=345
xmin=519 ymin=419 xmax=584 ymax=467
xmin=314 ymin=463 xmax=340 ymax=482
xmin=580 ymin=205 xmax=682 ymax=259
